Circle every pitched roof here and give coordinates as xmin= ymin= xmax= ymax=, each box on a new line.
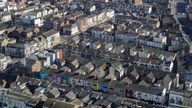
xmin=138 ymin=80 xmax=149 ymax=87
xmin=42 ymin=29 xmax=59 ymax=37
xmin=131 ymin=69 xmax=139 ymax=78
xmin=118 ymin=84 xmax=165 ymax=95
xmin=65 ymin=91 xmax=76 ymax=100
xmin=49 ymin=87 xmax=60 ymax=98
xmin=147 ymin=72 xmax=155 ymax=80
xmin=120 ymin=77 xmax=132 ymax=84
xmin=43 ymin=98 xmax=76 ymax=108
xmin=163 ymin=75 xmax=172 ymax=85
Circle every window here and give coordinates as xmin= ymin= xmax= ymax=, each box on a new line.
xmin=156 ymin=97 xmax=159 ymax=103
xmin=144 ymin=94 xmax=148 ymax=100
xmin=165 ymin=67 xmax=170 ymax=71
xmin=3 ymin=103 xmax=7 ymax=107
xmin=93 ymin=84 xmax=97 ymax=87
xmin=177 ymin=98 xmax=183 ymax=105
xmin=109 ymin=87 xmax=114 ymax=91
xmin=87 ymin=82 xmax=91 ymax=87
xmin=170 ymin=97 xmax=175 ymax=103
xmin=78 ymin=80 xmax=81 ymax=85
xmin=138 ymin=93 xmax=142 ymax=99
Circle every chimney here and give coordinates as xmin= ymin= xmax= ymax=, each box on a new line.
xmin=65 ymin=20 xmax=69 ymax=25
xmin=174 ymin=73 xmax=179 ymax=88
xmin=16 ymin=75 xmax=20 ymax=82
xmin=2 ymin=80 xmax=7 ymax=88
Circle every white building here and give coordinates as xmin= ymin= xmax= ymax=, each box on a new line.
xmin=153 ymin=35 xmax=167 ymax=44
xmin=42 ymin=29 xmax=61 ymax=49
xmin=169 ymin=90 xmax=192 ymax=107
xmin=115 ymin=32 xmax=138 ymax=43
xmin=160 ymin=61 xmax=174 ymax=72
xmin=0 ymin=90 xmax=40 ymax=108
xmin=128 ymin=85 xmax=167 ymax=104
xmin=63 ymin=9 xmax=115 ymax=36
xmin=137 ymin=36 xmax=165 ymax=49
xmin=33 ymin=35 xmax=47 ymax=51
xmin=0 ymin=53 xmax=11 ymax=71
xmin=0 ymin=12 xmax=12 ymax=22
xmin=63 ymin=24 xmax=79 ymax=36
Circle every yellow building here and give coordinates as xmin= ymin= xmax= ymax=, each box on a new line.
xmin=133 ymin=0 xmax=142 ymax=5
